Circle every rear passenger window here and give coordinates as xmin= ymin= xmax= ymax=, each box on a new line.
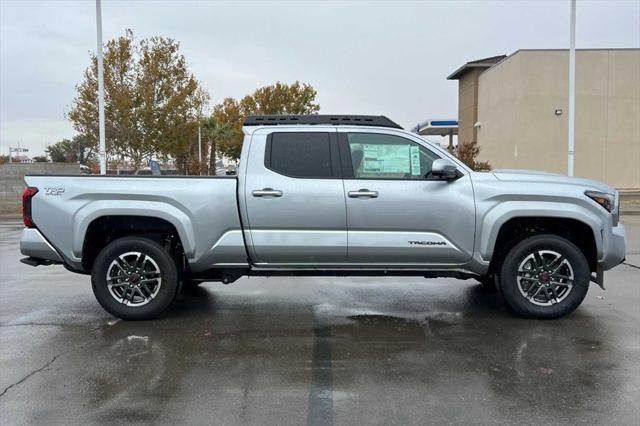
xmin=267 ymin=132 xmax=332 ymax=178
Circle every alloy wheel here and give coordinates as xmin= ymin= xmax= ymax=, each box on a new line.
xmin=516 ymin=249 xmax=574 ymax=306
xmin=106 ymin=251 xmax=162 ymax=307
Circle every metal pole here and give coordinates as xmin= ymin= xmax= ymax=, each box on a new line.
xmin=567 ymin=0 xmax=576 ymax=176
xmin=96 ymin=0 xmax=106 ymax=174
xmin=198 ymin=123 xmax=202 ymax=175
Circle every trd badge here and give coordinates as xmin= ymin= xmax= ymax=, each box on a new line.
xmin=44 ymin=187 xmax=65 ymax=196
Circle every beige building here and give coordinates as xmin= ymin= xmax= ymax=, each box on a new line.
xmin=448 ymin=49 xmax=640 ymax=190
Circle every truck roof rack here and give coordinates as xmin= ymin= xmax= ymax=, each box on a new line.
xmin=243 ymin=115 xmax=403 ymax=129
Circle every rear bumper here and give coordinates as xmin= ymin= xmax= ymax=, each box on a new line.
xmin=599 ymin=223 xmax=626 ymax=271
xmin=20 ymin=228 xmax=63 ymax=263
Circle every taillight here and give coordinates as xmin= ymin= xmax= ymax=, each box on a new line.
xmin=22 ymin=187 xmax=38 ymax=228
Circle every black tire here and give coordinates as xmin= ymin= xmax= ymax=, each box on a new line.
xmin=499 ymin=234 xmax=590 ymax=319
xmin=91 ymin=236 xmax=180 ymax=320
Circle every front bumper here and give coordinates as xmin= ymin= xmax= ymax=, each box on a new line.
xmin=20 ymin=228 xmax=63 ymax=263
xmin=599 ymin=223 xmax=626 ymax=271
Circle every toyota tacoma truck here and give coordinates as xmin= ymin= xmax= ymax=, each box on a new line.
xmin=20 ymin=115 xmax=626 ymax=320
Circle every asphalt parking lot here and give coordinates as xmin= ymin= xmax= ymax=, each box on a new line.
xmin=1 ymin=218 xmax=639 ymax=425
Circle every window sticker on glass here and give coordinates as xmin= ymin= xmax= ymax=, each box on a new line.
xmin=357 ymin=144 xmax=412 ymax=174
xmin=410 ymin=145 xmax=421 ymax=176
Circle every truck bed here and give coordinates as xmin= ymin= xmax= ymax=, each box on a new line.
xmin=24 ymin=175 xmax=247 ymax=272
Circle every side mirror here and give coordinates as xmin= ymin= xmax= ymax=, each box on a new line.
xmin=431 ymin=159 xmax=458 ymax=180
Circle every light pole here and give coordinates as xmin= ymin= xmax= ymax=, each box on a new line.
xmin=198 ymin=121 xmax=202 ymax=175
xmin=567 ymin=0 xmax=576 ymax=176
xmin=96 ymin=0 xmax=106 ymax=174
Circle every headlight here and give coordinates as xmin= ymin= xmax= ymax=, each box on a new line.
xmin=585 ymin=190 xmax=615 ymax=213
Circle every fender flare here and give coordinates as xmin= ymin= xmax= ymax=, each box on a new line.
xmin=71 ymin=200 xmax=196 ymax=260
xmin=478 ymin=201 xmax=603 ymax=262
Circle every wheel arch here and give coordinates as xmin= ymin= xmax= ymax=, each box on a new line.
xmin=72 ymin=201 xmax=195 ymax=260
xmin=79 ymin=214 xmax=190 ymax=271
xmin=485 ymin=214 xmax=599 ymax=275
xmin=478 ymin=203 xmax=603 ymax=270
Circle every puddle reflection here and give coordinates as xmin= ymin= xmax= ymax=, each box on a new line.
xmin=74 ymin=282 xmax=626 ymax=424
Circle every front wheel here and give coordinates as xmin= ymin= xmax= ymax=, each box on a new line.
xmin=499 ymin=234 xmax=590 ymax=319
xmin=91 ymin=236 xmax=180 ymax=320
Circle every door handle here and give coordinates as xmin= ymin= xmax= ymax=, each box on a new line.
xmin=348 ymin=189 xmax=378 ymax=198
xmin=252 ymin=188 xmax=283 ymax=197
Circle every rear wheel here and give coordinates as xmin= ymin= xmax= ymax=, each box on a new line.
xmin=499 ymin=234 xmax=590 ymax=319
xmin=91 ymin=236 xmax=179 ymax=320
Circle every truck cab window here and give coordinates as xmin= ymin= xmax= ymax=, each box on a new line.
xmin=347 ymin=133 xmax=439 ymax=179
xmin=267 ymin=132 xmax=332 ymax=178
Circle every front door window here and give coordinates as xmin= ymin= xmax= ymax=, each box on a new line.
xmin=347 ymin=133 xmax=439 ymax=179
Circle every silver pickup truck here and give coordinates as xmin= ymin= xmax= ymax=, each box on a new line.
xmin=20 ymin=115 xmax=626 ymax=320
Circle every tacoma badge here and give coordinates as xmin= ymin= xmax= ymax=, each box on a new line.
xmin=408 ymin=240 xmax=447 ymax=246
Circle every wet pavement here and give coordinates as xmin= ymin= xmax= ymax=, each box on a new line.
xmin=1 ymin=217 xmax=639 ymax=425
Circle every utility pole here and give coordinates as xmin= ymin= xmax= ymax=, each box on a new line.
xmin=96 ymin=0 xmax=106 ymax=174
xmin=567 ymin=0 xmax=576 ymax=176
xmin=198 ymin=122 xmax=202 ymax=175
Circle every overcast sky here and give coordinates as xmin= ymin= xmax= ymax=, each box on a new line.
xmin=1 ymin=0 xmax=639 ymax=156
